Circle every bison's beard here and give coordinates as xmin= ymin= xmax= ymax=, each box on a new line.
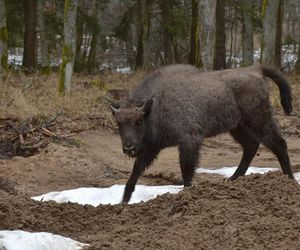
xmin=124 ymin=149 xmax=139 ymax=158
xmin=128 ymin=153 xmax=138 ymax=158
xmin=126 ymin=153 xmax=138 ymax=158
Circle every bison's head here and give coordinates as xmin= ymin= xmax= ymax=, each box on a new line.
xmin=108 ymin=98 xmax=153 ymax=158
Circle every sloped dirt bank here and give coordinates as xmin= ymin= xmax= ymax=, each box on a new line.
xmin=1 ymin=172 xmax=300 ymax=250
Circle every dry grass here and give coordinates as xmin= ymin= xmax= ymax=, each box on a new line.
xmin=0 ymin=70 xmax=146 ymax=130
xmin=1 ymin=70 xmax=300 ymax=132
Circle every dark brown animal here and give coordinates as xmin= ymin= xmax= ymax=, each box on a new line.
xmin=108 ymin=64 xmax=294 ymax=203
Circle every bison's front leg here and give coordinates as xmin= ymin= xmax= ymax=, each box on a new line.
xmin=123 ymin=147 xmax=159 ymax=203
xmin=179 ymin=140 xmax=201 ymax=186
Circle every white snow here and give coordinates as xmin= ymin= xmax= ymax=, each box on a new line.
xmin=116 ymin=66 xmax=132 ymax=73
xmin=31 ymin=166 xmax=296 ymax=207
xmin=32 ymin=184 xmax=183 ymax=206
xmin=0 ymin=230 xmax=88 ymax=250
xmin=196 ymin=166 xmax=277 ymax=178
xmin=294 ymin=172 xmax=300 ymax=183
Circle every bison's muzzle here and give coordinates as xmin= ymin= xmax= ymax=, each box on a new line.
xmin=123 ymin=144 xmax=138 ymax=158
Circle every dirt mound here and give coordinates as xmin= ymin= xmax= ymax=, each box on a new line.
xmin=1 ymin=172 xmax=300 ymax=250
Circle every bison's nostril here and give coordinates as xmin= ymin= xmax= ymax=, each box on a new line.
xmin=124 ymin=145 xmax=135 ymax=151
xmin=123 ymin=145 xmax=137 ymax=155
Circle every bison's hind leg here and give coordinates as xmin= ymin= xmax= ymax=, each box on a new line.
xmin=229 ymin=125 xmax=260 ymax=180
xmin=178 ymin=139 xmax=201 ymax=186
xmin=261 ymin=122 xmax=294 ymax=179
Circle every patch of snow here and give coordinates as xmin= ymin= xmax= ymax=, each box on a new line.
xmin=294 ymin=172 xmax=300 ymax=183
xmin=32 ymin=167 xmax=296 ymax=207
xmin=116 ymin=67 xmax=132 ymax=73
xmin=196 ymin=166 xmax=277 ymax=178
xmin=0 ymin=230 xmax=88 ymax=250
xmin=32 ymin=184 xmax=183 ymax=206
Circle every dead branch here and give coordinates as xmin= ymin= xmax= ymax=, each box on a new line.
xmin=41 ymin=109 xmax=64 ymax=128
xmin=41 ymin=127 xmax=57 ymax=137
xmin=10 ymin=109 xmax=64 ymax=142
xmin=19 ymin=134 xmax=25 ymax=145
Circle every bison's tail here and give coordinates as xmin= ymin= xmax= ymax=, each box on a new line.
xmin=261 ymin=65 xmax=293 ymax=115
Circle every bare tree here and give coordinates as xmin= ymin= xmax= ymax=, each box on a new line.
xmin=214 ymin=0 xmax=226 ymax=70
xmin=275 ymin=0 xmax=283 ymax=69
xmin=241 ymin=0 xmax=254 ymax=66
xmin=87 ymin=1 xmax=101 ymax=73
xmin=161 ymin=0 xmax=173 ymax=64
xmin=142 ymin=0 xmax=152 ymax=69
xmin=189 ymin=0 xmax=201 ymax=66
xmin=74 ymin=0 xmax=84 ymax=72
xmin=199 ymin=0 xmax=217 ymax=71
xmin=295 ymin=40 xmax=300 ymax=73
xmin=37 ymin=0 xmax=50 ymax=74
xmin=135 ymin=0 xmax=144 ymax=69
xmin=0 ymin=0 xmax=8 ymax=76
xmin=136 ymin=0 xmax=152 ymax=69
xmin=23 ymin=0 xmax=37 ymax=73
xmin=58 ymin=0 xmax=78 ymax=94
xmin=262 ymin=0 xmax=280 ymax=65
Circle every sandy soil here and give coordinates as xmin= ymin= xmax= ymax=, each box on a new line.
xmin=1 ymin=129 xmax=300 ymax=249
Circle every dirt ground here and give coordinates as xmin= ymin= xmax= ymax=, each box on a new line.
xmin=1 ymin=127 xmax=300 ymax=249
xmin=1 ymin=73 xmax=300 ymax=249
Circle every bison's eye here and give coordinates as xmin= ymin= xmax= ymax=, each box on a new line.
xmin=136 ymin=119 xmax=143 ymax=127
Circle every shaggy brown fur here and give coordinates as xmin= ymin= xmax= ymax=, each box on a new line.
xmin=108 ymin=64 xmax=294 ymax=203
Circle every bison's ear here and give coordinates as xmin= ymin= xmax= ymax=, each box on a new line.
xmin=141 ymin=98 xmax=153 ymax=116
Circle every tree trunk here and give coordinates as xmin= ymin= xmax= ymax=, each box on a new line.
xmin=23 ymin=0 xmax=37 ymax=73
xmin=135 ymin=0 xmax=143 ymax=69
xmin=58 ymin=0 xmax=78 ymax=94
xmin=0 ymin=0 xmax=8 ymax=77
xmin=295 ymin=39 xmax=300 ymax=74
xmin=213 ymin=0 xmax=226 ymax=70
xmin=241 ymin=0 xmax=254 ymax=66
xmin=189 ymin=0 xmax=201 ymax=67
xmin=275 ymin=0 xmax=283 ymax=69
xmin=135 ymin=0 xmax=152 ymax=70
xmin=262 ymin=0 xmax=280 ymax=66
xmin=87 ymin=2 xmax=101 ymax=73
xmin=199 ymin=0 xmax=217 ymax=71
xmin=228 ymin=5 xmax=236 ymax=68
xmin=172 ymin=39 xmax=180 ymax=63
xmin=74 ymin=0 xmax=84 ymax=72
xmin=161 ymin=0 xmax=173 ymax=65
xmin=37 ymin=0 xmax=50 ymax=74
xmin=142 ymin=0 xmax=152 ymax=69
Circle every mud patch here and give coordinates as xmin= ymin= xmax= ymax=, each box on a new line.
xmin=0 ymin=177 xmax=16 ymax=194
xmin=1 ymin=172 xmax=300 ymax=249
xmin=143 ymin=172 xmax=182 ymax=185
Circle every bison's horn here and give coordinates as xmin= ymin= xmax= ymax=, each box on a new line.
xmin=138 ymin=98 xmax=153 ymax=115
xmin=108 ymin=103 xmax=120 ymax=114
xmin=103 ymin=95 xmax=120 ymax=114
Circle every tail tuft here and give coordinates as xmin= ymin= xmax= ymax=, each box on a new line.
xmin=261 ymin=65 xmax=293 ymax=115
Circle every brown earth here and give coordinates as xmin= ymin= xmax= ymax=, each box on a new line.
xmin=1 ymin=73 xmax=300 ymax=249
xmin=1 ymin=128 xmax=300 ymax=249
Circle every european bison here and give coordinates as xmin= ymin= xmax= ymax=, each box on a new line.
xmin=108 ymin=64 xmax=294 ymax=203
